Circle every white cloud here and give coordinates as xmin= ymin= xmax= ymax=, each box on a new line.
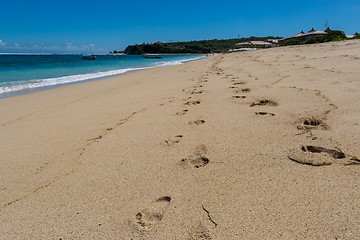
xmin=0 ymin=41 xmax=103 ymax=53
xmin=42 ymin=45 xmax=60 ymax=51
xmin=66 ymin=43 xmax=79 ymax=50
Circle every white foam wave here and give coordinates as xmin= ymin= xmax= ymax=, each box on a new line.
xmin=0 ymin=56 xmax=206 ymax=95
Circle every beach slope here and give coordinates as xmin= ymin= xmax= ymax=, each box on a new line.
xmin=1 ymin=40 xmax=360 ymax=239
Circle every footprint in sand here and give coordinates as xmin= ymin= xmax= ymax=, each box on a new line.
xmin=232 ymin=81 xmax=246 ymax=85
xmin=188 ymin=224 xmax=212 ymax=240
xmin=297 ymin=117 xmax=327 ymax=131
xmin=190 ymin=90 xmax=203 ymax=95
xmin=250 ymin=99 xmax=278 ymax=107
xmin=134 ymin=196 xmax=172 ymax=232
xmin=184 ymin=95 xmax=192 ymax=99
xmin=288 ymin=145 xmax=346 ymax=166
xmin=189 ymin=120 xmax=205 ymax=125
xmin=176 ymin=109 xmax=189 ymax=115
xmin=162 ymin=135 xmax=183 ymax=146
xmin=234 ymin=88 xmax=251 ymax=93
xmin=255 ymin=112 xmax=275 ymax=116
xmin=233 ymin=95 xmax=246 ymax=99
xmin=185 ymin=100 xmax=201 ymax=106
xmin=181 ymin=144 xmax=209 ymax=168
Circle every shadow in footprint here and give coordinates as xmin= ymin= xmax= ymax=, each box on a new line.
xmin=189 ymin=120 xmax=206 ymax=125
xmin=255 ymin=112 xmax=275 ymax=116
xmin=162 ymin=135 xmax=183 ymax=146
xmin=233 ymin=82 xmax=247 ymax=86
xmin=176 ymin=110 xmax=188 ymax=115
xmin=304 ymin=118 xmax=322 ymax=126
xmin=233 ymin=95 xmax=246 ymax=99
xmin=185 ymin=101 xmax=201 ymax=106
xmin=134 ymin=196 xmax=172 ymax=232
xmin=190 ymin=90 xmax=203 ymax=95
xmin=181 ymin=144 xmax=209 ymax=168
xmin=250 ymin=99 xmax=278 ymax=107
xmin=288 ymin=145 xmax=345 ymax=166
xmin=234 ymin=88 xmax=251 ymax=93
xmin=297 ymin=117 xmax=327 ymax=131
xmin=302 ymin=146 xmax=345 ymax=158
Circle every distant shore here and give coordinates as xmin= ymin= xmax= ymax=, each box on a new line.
xmin=108 ymin=53 xmax=210 ymax=56
xmin=142 ymin=53 xmax=211 ymax=55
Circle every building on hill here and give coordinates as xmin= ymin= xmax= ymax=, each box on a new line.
xmin=236 ymin=40 xmax=276 ymax=48
xmin=227 ymin=48 xmax=257 ymax=53
xmin=149 ymin=41 xmax=163 ymax=45
xmin=267 ymin=39 xmax=279 ymax=44
xmin=346 ymin=34 xmax=356 ymax=39
xmin=278 ymin=28 xmax=330 ymax=42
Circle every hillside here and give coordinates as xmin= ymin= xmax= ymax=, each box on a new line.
xmin=123 ymin=37 xmax=280 ymax=55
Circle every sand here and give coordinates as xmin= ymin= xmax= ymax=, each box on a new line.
xmin=1 ymin=40 xmax=360 ymax=239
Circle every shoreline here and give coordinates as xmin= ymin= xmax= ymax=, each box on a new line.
xmin=0 ymin=54 xmax=207 ymax=99
xmin=142 ymin=53 xmax=213 ymax=55
xmin=109 ymin=53 xmax=209 ymax=55
xmin=1 ymin=40 xmax=359 ymax=239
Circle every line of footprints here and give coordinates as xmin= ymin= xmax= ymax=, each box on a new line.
xmin=132 ymin=62 xmax=360 ymax=235
xmin=132 ymin=71 xmax=212 ymax=234
xmin=227 ymin=73 xmax=277 ymax=116
xmin=131 ymin=62 xmax=360 ymax=235
xmin=225 ymin=71 xmax=360 ymax=167
xmin=175 ymin=72 xmax=208 ymax=168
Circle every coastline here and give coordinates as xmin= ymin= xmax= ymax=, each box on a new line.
xmin=1 ymin=40 xmax=360 ymax=239
xmin=0 ymin=54 xmax=206 ymax=99
xmin=109 ymin=53 xmax=208 ymax=55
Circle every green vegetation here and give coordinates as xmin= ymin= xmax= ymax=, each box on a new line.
xmin=118 ymin=29 xmax=357 ymax=55
xmin=123 ymin=37 xmax=280 ymax=55
xmin=279 ymin=30 xmax=347 ymax=46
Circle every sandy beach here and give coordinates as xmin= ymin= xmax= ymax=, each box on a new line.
xmin=1 ymin=40 xmax=360 ymax=239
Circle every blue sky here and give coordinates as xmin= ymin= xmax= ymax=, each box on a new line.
xmin=1 ymin=0 xmax=359 ymax=53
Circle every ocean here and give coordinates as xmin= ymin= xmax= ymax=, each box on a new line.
xmin=0 ymin=54 xmax=205 ymax=98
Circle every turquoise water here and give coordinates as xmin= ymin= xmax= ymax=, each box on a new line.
xmin=0 ymin=54 xmax=204 ymax=97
